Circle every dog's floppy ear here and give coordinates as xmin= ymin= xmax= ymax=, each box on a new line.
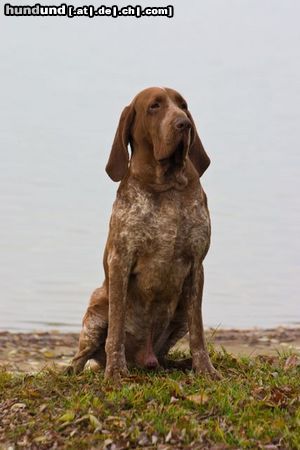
xmin=106 ymin=104 xmax=135 ymax=181
xmin=186 ymin=111 xmax=210 ymax=177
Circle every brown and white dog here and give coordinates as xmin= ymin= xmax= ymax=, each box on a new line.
xmin=69 ymin=87 xmax=220 ymax=381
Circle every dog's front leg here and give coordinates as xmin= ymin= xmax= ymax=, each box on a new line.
xmin=187 ymin=262 xmax=221 ymax=380
xmin=104 ymin=253 xmax=130 ymax=382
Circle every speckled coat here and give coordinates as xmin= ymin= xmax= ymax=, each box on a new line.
xmin=69 ymin=87 xmax=220 ymax=380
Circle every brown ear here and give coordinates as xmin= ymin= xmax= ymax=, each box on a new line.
xmin=105 ymin=104 xmax=135 ymax=181
xmin=186 ymin=111 xmax=210 ymax=177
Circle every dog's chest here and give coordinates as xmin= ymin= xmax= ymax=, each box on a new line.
xmin=109 ymin=185 xmax=210 ymax=331
xmin=111 ymin=185 xmax=210 ymax=269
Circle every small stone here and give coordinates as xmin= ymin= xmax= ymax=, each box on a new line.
xmin=258 ymin=337 xmax=270 ymax=344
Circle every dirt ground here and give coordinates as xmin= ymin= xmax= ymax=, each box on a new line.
xmin=0 ymin=327 xmax=300 ymax=373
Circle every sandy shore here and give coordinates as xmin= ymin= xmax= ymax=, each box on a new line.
xmin=1 ymin=327 xmax=299 ymax=373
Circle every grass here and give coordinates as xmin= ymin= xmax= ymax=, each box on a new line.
xmin=0 ymin=349 xmax=299 ymax=449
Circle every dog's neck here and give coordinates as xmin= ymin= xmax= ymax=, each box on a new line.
xmin=128 ymin=143 xmax=191 ymax=192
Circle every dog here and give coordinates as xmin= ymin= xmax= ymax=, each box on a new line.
xmin=69 ymin=87 xmax=219 ymax=381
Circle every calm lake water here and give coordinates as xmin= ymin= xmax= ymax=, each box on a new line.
xmin=0 ymin=1 xmax=299 ymax=331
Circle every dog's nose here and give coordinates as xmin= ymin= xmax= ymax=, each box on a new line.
xmin=174 ymin=117 xmax=192 ymax=131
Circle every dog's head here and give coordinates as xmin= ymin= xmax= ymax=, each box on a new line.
xmin=106 ymin=87 xmax=210 ymax=182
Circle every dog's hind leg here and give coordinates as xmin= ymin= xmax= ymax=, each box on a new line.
xmin=155 ymin=298 xmax=190 ymax=370
xmin=67 ymin=285 xmax=108 ymax=374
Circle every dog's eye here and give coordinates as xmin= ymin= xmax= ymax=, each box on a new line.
xmin=149 ymin=102 xmax=160 ymax=111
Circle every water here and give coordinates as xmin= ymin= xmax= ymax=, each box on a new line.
xmin=0 ymin=0 xmax=299 ymax=331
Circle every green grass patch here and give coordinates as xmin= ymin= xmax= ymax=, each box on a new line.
xmin=0 ymin=351 xmax=299 ymax=449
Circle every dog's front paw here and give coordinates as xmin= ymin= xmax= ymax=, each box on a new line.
xmin=104 ymin=349 xmax=129 ymax=382
xmin=193 ymin=351 xmax=222 ymax=380
xmin=104 ymin=363 xmax=129 ymax=382
xmin=195 ymin=364 xmax=222 ymax=380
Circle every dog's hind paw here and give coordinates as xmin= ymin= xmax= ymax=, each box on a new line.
xmin=63 ymin=365 xmax=76 ymax=375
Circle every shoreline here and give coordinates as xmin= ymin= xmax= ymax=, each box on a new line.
xmin=1 ymin=327 xmax=300 ymax=373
